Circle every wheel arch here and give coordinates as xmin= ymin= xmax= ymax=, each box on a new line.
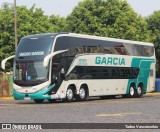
xmin=67 ymin=84 xmax=77 ymax=94
xmin=130 ymin=82 xmax=136 ymax=87
xmin=137 ymin=82 xmax=144 ymax=93
xmin=138 ymin=82 xmax=143 ymax=87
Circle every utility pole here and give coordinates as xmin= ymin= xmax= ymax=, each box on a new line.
xmin=14 ymin=0 xmax=17 ymax=51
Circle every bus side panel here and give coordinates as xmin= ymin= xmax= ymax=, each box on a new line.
xmin=90 ymin=80 xmax=118 ymax=96
xmin=118 ymin=79 xmax=130 ymax=95
xmin=89 ymin=79 xmax=128 ymax=96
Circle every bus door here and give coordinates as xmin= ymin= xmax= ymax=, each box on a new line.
xmin=51 ymin=55 xmax=74 ymax=85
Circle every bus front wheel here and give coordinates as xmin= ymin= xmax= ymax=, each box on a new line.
xmin=34 ymin=99 xmax=44 ymax=103
xmin=65 ymin=86 xmax=74 ymax=102
xmin=128 ymin=85 xmax=136 ymax=98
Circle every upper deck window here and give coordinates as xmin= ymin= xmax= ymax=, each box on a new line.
xmin=54 ymin=36 xmax=154 ymax=57
xmin=54 ymin=36 xmax=122 ymax=51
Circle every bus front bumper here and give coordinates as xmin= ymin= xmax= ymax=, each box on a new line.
xmin=13 ymin=84 xmax=55 ymax=100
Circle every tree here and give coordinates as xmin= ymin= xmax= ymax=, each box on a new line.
xmin=0 ymin=4 xmax=65 ymax=71
xmin=67 ymin=0 xmax=149 ymax=41
xmin=49 ymin=15 xmax=67 ymax=32
xmin=17 ymin=5 xmax=55 ymax=39
xmin=146 ymin=10 xmax=160 ymax=51
xmin=0 ymin=4 xmax=15 ymax=65
xmin=146 ymin=10 xmax=160 ymax=76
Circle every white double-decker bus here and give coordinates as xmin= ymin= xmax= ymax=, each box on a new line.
xmin=1 ymin=33 xmax=156 ymax=103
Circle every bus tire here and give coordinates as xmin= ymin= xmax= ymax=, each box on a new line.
xmin=48 ymin=99 xmax=56 ymax=103
xmin=34 ymin=99 xmax=44 ymax=103
xmin=128 ymin=84 xmax=136 ymax=98
xmin=136 ymin=85 xmax=143 ymax=98
xmin=78 ymin=85 xmax=88 ymax=101
xmin=65 ymin=86 xmax=75 ymax=102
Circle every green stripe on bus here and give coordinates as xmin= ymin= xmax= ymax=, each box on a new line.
xmin=126 ymin=58 xmax=155 ymax=94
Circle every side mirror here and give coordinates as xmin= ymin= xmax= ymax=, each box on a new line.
xmin=1 ymin=55 xmax=15 ymax=70
xmin=43 ymin=50 xmax=68 ymax=67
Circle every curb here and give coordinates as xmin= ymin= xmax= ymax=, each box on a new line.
xmin=0 ymin=97 xmax=14 ymax=100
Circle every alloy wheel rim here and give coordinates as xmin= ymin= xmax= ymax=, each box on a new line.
xmin=130 ymin=87 xmax=134 ymax=96
xmin=79 ymin=88 xmax=85 ymax=99
xmin=67 ymin=89 xmax=73 ymax=100
xmin=137 ymin=87 xmax=142 ymax=95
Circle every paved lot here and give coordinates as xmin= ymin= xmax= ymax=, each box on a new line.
xmin=0 ymin=93 xmax=160 ymax=130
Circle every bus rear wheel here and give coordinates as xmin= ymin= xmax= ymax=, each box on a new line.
xmin=136 ymin=85 xmax=143 ymax=98
xmin=65 ymin=86 xmax=74 ymax=102
xmin=34 ymin=99 xmax=44 ymax=103
xmin=77 ymin=86 xmax=88 ymax=101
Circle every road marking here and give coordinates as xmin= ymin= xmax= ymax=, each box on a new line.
xmin=97 ymin=114 xmax=124 ymax=117
xmin=96 ymin=112 xmax=143 ymax=117
xmin=146 ymin=92 xmax=160 ymax=95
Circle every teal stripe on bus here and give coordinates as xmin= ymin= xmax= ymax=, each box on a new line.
xmin=126 ymin=58 xmax=155 ymax=94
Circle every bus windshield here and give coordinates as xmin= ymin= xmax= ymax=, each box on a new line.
xmin=13 ymin=60 xmax=49 ymax=86
xmin=16 ymin=36 xmax=54 ymax=60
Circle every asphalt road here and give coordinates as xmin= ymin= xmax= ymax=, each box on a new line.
xmin=0 ymin=93 xmax=160 ymax=130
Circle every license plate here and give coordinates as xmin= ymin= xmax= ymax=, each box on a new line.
xmin=24 ymin=97 xmax=31 ymax=100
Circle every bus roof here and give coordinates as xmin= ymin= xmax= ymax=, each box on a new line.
xmin=68 ymin=33 xmax=154 ymax=46
xmin=22 ymin=32 xmax=154 ymax=46
xmin=22 ymin=32 xmax=69 ymax=39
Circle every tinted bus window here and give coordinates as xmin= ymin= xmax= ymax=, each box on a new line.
xmin=54 ymin=36 xmax=123 ymax=51
xmin=124 ymin=43 xmax=154 ymax=57
xmin=68 ymin=66 xmax=139 ymax=80
xmin=55 ymin=36 xmax=154 ymax=57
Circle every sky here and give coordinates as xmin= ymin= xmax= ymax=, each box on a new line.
xmin=0 ymin=0 xmax=160 ymax=17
